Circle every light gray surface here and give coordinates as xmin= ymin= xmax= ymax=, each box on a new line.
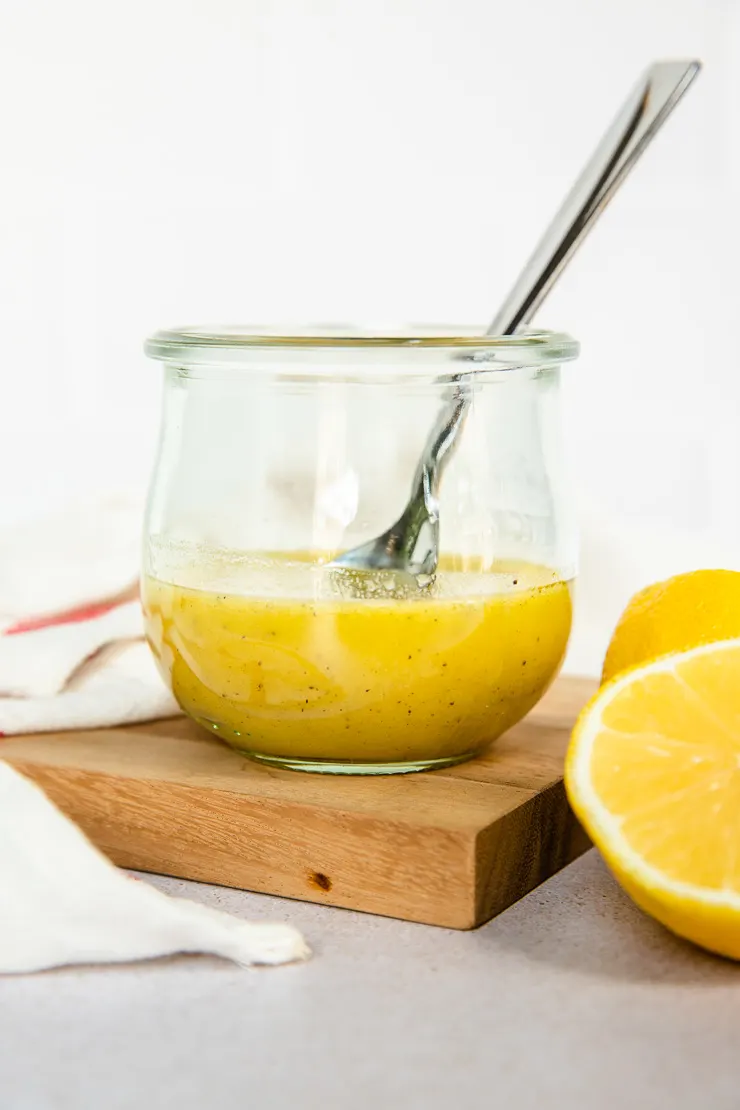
xmin=1 ymin=850 xmax=737 ymax=1110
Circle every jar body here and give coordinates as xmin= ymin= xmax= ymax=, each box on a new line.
xmin=143 ymin=330 xmax=578 ymax=773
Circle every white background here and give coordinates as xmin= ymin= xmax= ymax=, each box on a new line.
xmin=0 ymin=0 xmax=737 ymax=673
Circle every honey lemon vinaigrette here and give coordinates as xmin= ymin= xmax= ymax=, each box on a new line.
xmin=143 ymin=545 xmax=573 ymax=771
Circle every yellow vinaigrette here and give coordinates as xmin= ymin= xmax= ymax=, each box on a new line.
xmin=143 ymin=552 xmax=572 ymax=771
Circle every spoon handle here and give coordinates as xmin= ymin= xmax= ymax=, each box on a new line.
xmin=487 ymin=59 xmax=701 ymax=337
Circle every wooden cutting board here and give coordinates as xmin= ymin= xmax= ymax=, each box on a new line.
xmin=0 ymin=676 xmax=595 ymax=929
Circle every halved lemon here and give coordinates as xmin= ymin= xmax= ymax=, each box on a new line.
xmin=566 ymin=638 xmax=740 ymax=959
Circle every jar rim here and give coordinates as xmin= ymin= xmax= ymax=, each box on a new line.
xmin=145 ymin=323 xmax=578 ymax=366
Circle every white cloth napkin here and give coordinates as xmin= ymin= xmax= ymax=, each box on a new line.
xmin=0 ymin=498 xmax=310 ymax=974
xmin=0 ymin=760 xmax=309 ymax=973
xmin=0 ymin=497 xmax=180 ymax=734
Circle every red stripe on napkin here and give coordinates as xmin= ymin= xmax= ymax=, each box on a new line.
xmin=5 ymin=598 xmax=131 ymax=637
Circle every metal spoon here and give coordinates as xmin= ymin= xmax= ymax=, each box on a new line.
xmin=330 ymin=59 xmax=701 ymax=580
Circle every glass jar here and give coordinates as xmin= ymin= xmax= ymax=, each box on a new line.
xmin=142 ymin=325 xmax=579 ymax=775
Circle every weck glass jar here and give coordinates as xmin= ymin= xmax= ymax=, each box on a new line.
xmin=142 ymin=325 xmax=579 ymax=774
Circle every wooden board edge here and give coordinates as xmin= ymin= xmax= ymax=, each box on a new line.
xmin=473 ymin=781 xmax=591 ymax=927
xmin=7 ymin=760 xmax=483 ymax=930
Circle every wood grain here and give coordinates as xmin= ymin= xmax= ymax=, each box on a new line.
xmin=0 ymin=675 xmax=596 ymax=929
